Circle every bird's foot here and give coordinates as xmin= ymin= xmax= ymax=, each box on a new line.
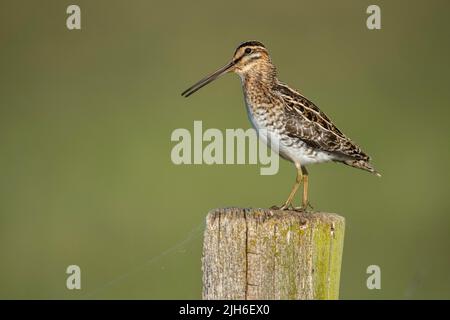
xmin=293 ymin=202 xmax=314 ymax=212
xmin=271 ymin=202 xmax=313 ymax=212
xmin=270 ymin=203 xmax=293 ymax=211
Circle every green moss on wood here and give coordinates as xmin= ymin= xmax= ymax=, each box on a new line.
xmin=202 ymin=208 xmax=345 ymax=300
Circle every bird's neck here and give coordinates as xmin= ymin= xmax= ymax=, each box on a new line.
xmin=240 ymin=65 xmax=282 ymax=113
xmin=241 ymin=63 xmax=277 ymax=88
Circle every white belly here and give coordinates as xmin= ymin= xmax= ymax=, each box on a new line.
xmin=259 ymin=127 xmax=333 ymax=165
xmin=245 ymin=102 xmax=334 ymax=166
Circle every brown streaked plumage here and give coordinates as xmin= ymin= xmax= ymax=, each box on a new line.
xmin=182 ymin=41 xmax=380 ymax=210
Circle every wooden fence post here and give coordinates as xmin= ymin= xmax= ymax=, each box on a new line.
xmin=201 ymin=207 xmax=345 ymax=300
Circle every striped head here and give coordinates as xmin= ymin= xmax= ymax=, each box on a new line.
xmin=182 ymin=41 xmax=276 ymax=97
xmin=231 ymin=41 xmax=273 ymax=75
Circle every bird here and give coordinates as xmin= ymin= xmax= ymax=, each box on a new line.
xmin=181 ymin=41 xmax=380 ymax=211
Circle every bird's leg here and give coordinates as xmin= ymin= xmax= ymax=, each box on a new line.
xmin=302 ymin=166 xmax=309 ymax=208
xmin=271 ymin=163 xmax=302 ymax=210
xmin=294 ymin=166 xmax=313 ymax=212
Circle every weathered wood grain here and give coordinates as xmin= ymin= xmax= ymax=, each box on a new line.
xmin=202 ymin=207 xmax=345 ymax=300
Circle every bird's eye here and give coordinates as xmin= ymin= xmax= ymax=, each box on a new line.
xmin=245 ymin=48 xmax=252 ymax=54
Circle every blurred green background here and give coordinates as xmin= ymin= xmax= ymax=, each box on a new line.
xmin=1 ymin=0 xmax=449 ymax=299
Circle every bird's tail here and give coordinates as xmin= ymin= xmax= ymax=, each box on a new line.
xmin=343 ymin=159 xmax=381 ymax=177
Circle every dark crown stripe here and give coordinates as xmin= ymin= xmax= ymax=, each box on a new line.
xmin=237 ymin=41 xmax=265 ymax=49
xmin=235 ymin=41 xmax=266 ymax=54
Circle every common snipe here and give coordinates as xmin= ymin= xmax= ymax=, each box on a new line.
xmin=182 ymin=41 xmax=380 ymax=210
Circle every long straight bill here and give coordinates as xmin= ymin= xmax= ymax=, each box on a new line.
xmin=181 ymin=61 xmax=234 ymax=97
